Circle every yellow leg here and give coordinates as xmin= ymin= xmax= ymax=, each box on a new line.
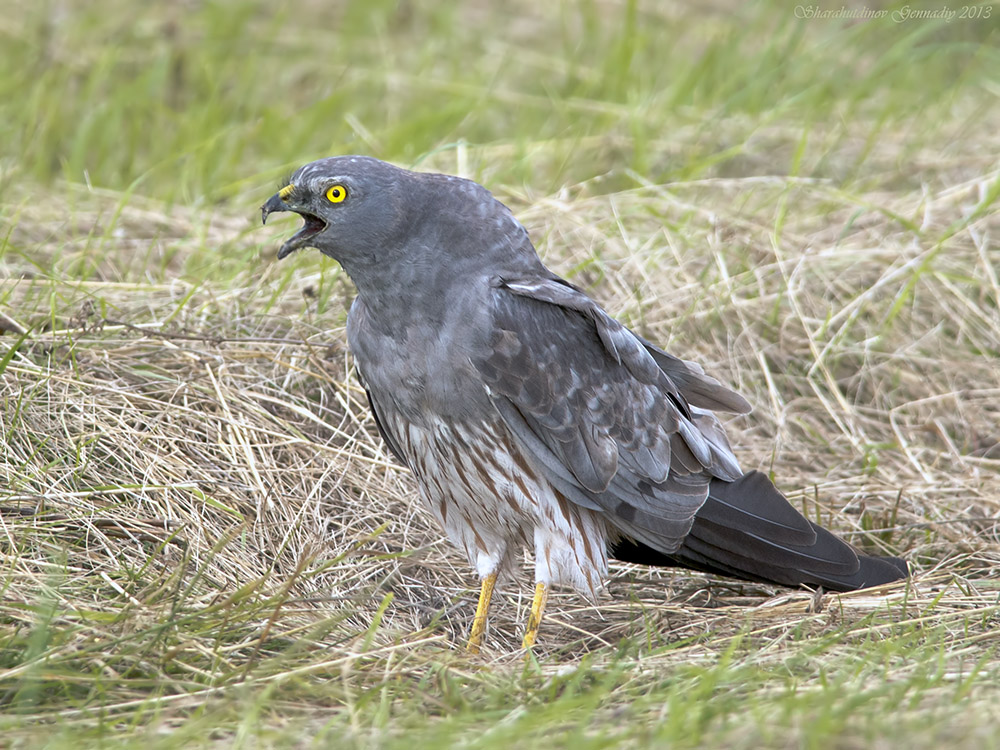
xmin=521 ymin=582 xmax=549 ymax=650
xmin=466 ymin=572 xmax=497 ymax=654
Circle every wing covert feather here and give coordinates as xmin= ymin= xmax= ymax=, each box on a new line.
xmin=476 ymin=275 xmax=745 ymax=552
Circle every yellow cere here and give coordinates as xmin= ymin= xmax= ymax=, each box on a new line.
xmin=278 ymin=184 xmax=295 ymax=201
xmin=326 ymin=184 xmax=347 ymax=203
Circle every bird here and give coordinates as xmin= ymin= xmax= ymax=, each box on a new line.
xmin=261 ymin=156 xmax=909 ymax=652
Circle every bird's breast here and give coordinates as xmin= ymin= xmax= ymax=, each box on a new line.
xmin=347 ymin=296 xmax=492 ymax=425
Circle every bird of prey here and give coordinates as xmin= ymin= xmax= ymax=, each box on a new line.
xmin=261 ymin=156 xmax=908 ymax=651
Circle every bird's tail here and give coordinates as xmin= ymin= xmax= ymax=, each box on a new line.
xmin=610 ymin=470 xmax=908 ymax=592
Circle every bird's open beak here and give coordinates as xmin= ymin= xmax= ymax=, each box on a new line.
xmin=261 ymin=185 xmax=327 ymax=260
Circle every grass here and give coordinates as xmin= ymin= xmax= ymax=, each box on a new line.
xmin=1 ymin=0 xmax=999 ymax=747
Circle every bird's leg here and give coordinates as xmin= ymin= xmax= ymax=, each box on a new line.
xmin=466 ymin=572 xmax=498 ymax=654
xmin=521 ymin=581 xmax=549 ymax=650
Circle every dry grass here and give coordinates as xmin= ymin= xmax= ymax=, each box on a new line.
xmin=2 ymin=134 xmax=998 ymax=678
xmin=3 ymin=175 xmax=1000 ymax=748
xmin=1 ymin=1 xmax=999 ymax=745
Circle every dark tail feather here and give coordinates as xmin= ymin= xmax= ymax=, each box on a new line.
xmin=610 ymin=470 xmax=908 ymax=592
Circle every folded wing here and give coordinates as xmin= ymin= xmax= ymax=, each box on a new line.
xmin=476 ymin=274 xmax=748 ymax=553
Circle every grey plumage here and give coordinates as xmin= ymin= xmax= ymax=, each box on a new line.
xmin=261 ymin=156 xmax=907 ymax=630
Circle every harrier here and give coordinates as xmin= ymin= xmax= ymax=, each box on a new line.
xmin=262 ymin=157 xmax=907 ymax=651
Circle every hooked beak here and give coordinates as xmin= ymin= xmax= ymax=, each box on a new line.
xmin=261 ymin=185 xmax=327 ymax=260
xmin=260 ymin=192 xmax=288 ymax=226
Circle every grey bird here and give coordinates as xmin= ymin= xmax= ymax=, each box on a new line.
xmin=261 ymin=156 xmax=908 ymax=651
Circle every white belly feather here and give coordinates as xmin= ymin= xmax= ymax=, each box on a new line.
xmin=382 ymin=411 xmax=609 ymax=597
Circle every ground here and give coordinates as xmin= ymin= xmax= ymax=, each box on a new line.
xmin=0 ymin=1 xmax=999 ymax=747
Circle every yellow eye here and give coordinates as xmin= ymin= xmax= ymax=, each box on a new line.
xmin=325 ymin=184 xmax=347 ymax=203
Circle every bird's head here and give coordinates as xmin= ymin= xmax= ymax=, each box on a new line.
xmin=262 ymin=155 xmax=542 ymax=306
xmin=261 ymin=155 xmax=421 ymax=265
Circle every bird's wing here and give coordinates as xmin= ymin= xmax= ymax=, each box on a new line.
xmin=475 ymin=274 xmax=748 ymax=553
xmin=355 ymin=366 xmax=407 ymax=464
